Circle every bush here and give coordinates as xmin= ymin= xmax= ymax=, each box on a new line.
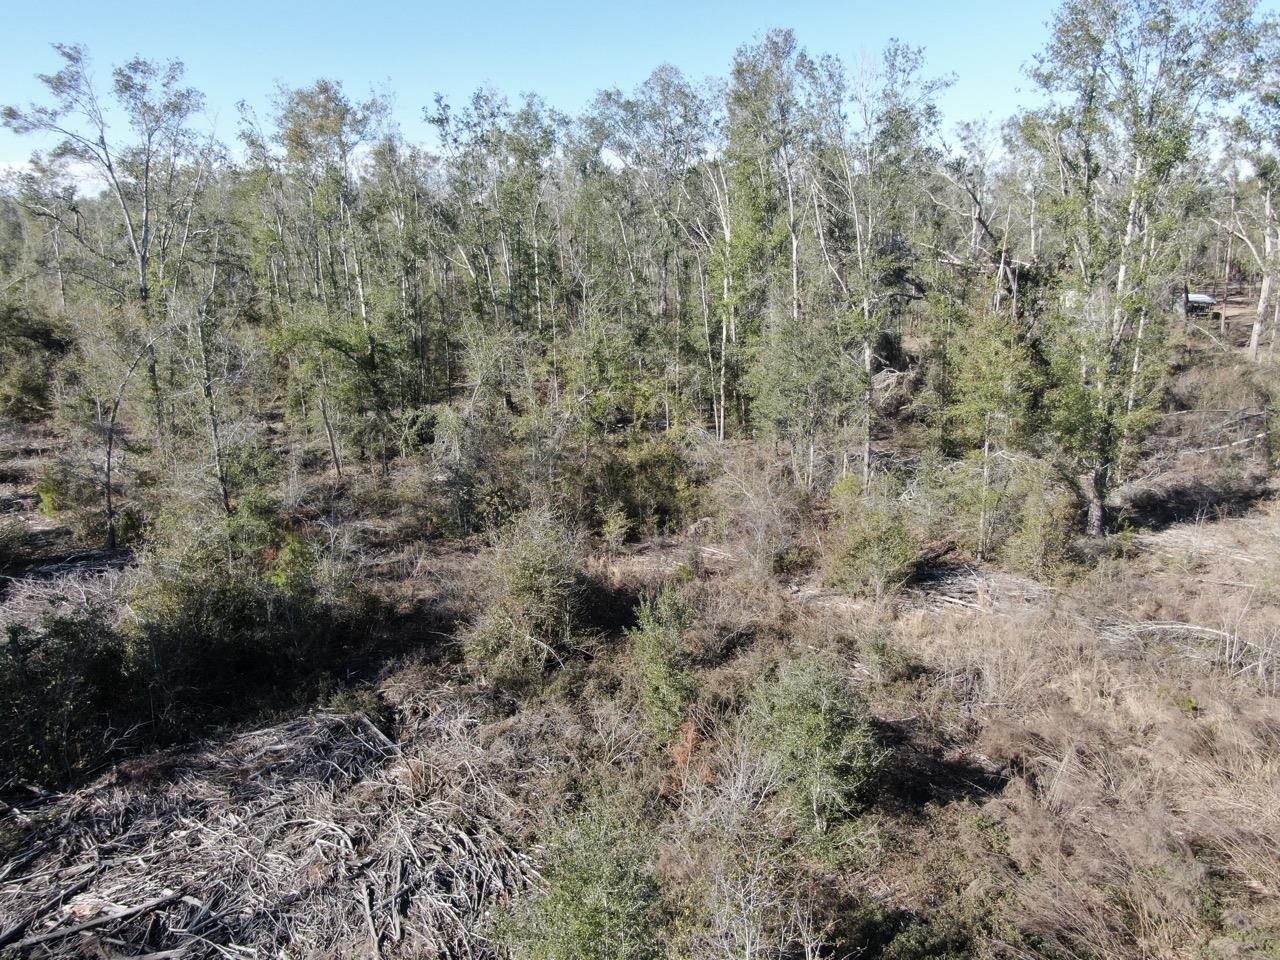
xmin=604 ymin=436 xmax=703 ymax=536
xmin=999 ymin=463 xmax=1075 ymax=576
xmin=498 ymin=804 xmax=663 ymax=960
xmin=629 ymin=586 xmax=695 ymax=741
xmin=133 ymin=559 xmax=359 ymax=734
xmin=0 ymin=303 xmax=66 ymax=423
xmin=912 ymin=454 xmax=1073 ymax=574
xmin=599 ymin=501 xmax=632 ymax=553
xmin=0 ymin=494 xmax=370 ymax=786
xmin=748 ymin=654 xmax=884 ymax=832
xmin=0 ymin=610 xmax=129 ymax=782
xmin=130 ymin=495 xmax=368 ymax=739
xmin=432 ymin=405 xmax=527 ymax=535
xmin=555 ymin=435 xmax=705 ymax=541
xmin=0 ymin=353 xmax=52 ymax=422
xmin=464 ymin=507 xmax=582 ymax=687
xmin=35 ymin=462 xmax=96 ymax=518
xmin=824 ymin=479 xmax=918 ymax=599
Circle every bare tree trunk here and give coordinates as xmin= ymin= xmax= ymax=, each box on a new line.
xmin=1248 ymin=189 xmax=1274 ymax=363
xmin=102 ymin=340 xmax=157 ymax=550
xmin=51 ymin=224 xmax=67 ymax=312
xmin=861 ymin=337 xmax=873 ymax=491
xmin=978 ymin=432 xmax=991 ymax=560
xmin=317 ymin=360 xmax=343 ymax=479
xmin=1081 ymin=467 xmax=1106 ymax=538
xmin=782 ymin=148 xmax=800 ymax=324
xmin=1251 ymin=270 xmax=1274 ymax=362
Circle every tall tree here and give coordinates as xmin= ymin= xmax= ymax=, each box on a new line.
xmin=1022 ymin=0 xmax=1259 ymax=535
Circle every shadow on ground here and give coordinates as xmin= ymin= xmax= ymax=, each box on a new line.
xmin=1113 ymin=470 xmax=1270 ymax=531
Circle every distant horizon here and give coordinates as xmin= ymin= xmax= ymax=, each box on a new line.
xmin=0 ymin=0 xmax=1080 ymax=170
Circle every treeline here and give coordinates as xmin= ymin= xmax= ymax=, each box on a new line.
xmin=0 ymin=0 xmax=1279 ymax=784
xmin=0 ymin=0 xmax=1274 ymax=549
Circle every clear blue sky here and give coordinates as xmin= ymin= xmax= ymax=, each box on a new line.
xmin=0 ymin=0 xmax=1244 ymax=166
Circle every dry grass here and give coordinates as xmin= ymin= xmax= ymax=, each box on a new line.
xmin=880 ymin=504 xmax=1280 ymax=959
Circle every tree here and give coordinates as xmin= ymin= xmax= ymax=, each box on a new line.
xmin=936 ymin=298 xmax=1044 ymax=558
xmin=1221 ymin=20 xmax=1280 ymax=361
xmin=748 ymin=653 xmax=883 ymax=832
xmin=5 ymin=46 xmax=208 ymax=428
xmin=807 ymin=42 xmax=947 ymax=487
xmin=1022 ymin=0 xmax=1260 ymax=535
xmin=464 ymin=507 xmax=581 ymax=687
xmin=629 ymin=586 xmax=696 ymax=741
xmin=5 ymin=45 xmax=211 ymax=544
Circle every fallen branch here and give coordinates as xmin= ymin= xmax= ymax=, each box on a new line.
xmin=1178 ymin=432 xmax=1269 ymax=457
xmin=0 ymin=874 xmax=95 ymax=947
xmin=14 ymin=889 xmax=183 ymax=949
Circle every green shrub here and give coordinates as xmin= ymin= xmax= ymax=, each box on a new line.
xmin=599 ymin=501 xmax=632 ymax=553
xmin=607 ymin=437 xmax=703 ymax=536
xmin=862 ymin=632 xmax=919 ymax=685
xmin=464 ymin=507 xmax=581 ymax=687
xmin=220 ymin=440 xmax=286 ymax=498
xmin=498 ymin=804 xmax=663 ymax=960
xmin=130 ymin=495 xmax=368 ymax=739
xmin=263 ymin=532 xmax=318 ymax=590
xmin=552 ymin=435 xmax=704 ymax=540
xmin=0 ymin=610 xmax=129 ymax=782
xmin=915 ymin=455 xmax=1011 ymax=561
xmin=0 ymin=303 xmax=65 ymax=423
xmin=0 ymin=495 xmax=370 ymax=786
xmin=748 ymin=654 xmax=884 ymax=832
xmin=824 ymin=480 xmax=918 ymax=599
xmin=771 ymin=544 xmax=815 ymax=576
xmin=35 ymin=462 xmax=95 ymax=518
xmin=0 ymin=353 xmax=52 ymax=422
xmin=629 ymin=587 xmax=695 ymax=741
xmin=999 ymin=464 xmax=1074 ymax=576
xmin=133 ymin=557 xmax=350 ymax=733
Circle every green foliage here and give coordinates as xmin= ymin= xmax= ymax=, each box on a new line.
xmin=560 ymin=316 xmax=672 ymax=432
xmin=862 ymin=632 xmax=919 ymax=685
xmin=629 ymin=587 xmax=695 ymax=741
xmin=262 ymin=532 xmax=318 ymax=591
xmin=914 ymin=451 xmax=1073 ymax=569
xmin=935 ymin=305 xmax=1043 ymax=453
xmin=465 ymin=508 xmax=581 ymax=687
xmin=34 ymin=462 xmax=93 ymax=518
xmin=747 ymin=309 xmax=864 ymax=486
xmin=598 ymin=501 xmax=632 ymax=553
xmin=579 ymin=436 xmax=704 ymax=539
xmin=846 ymin=906 xmax=984 ymax=960
xmin=748 ymin=653 xmax=884 ymax=832
xmin=133 ymin=518 xmax=363 ymax=734
xmin=0 ymin=303 xmax=65 ymax=423
xmin=999 ymin=463 xmax=1076 ymax=575
xmin=824 ymin=479 xmax=919 ymax=598
xmin=499 ymin=804 xmax=663 ymax=960
xmin=220 ymin=441 xmax=287 ymax=500
xmin=771 ymin=543 xmax=815 ymax=576
xmin=0 ymin=485 xmax=370 ymax=786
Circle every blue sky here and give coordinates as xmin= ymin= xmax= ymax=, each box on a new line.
xmin=0 ymin=0 xmax=1253 ymax=166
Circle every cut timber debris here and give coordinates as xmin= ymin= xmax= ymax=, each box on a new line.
xmin=0 ymin=688 xmax=539 ymax=958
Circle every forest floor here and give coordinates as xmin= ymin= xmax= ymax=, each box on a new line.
xmin=0 ymin=306 xmax=1277 ymax=958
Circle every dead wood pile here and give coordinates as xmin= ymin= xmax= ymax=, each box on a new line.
xmin=0 ymin=684 xmax=542 ymax=958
